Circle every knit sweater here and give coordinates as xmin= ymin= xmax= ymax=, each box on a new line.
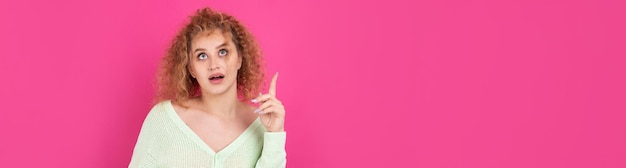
xmin=129 ymin=100 xmax=287 ymax=168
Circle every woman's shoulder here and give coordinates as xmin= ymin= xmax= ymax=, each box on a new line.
xmin=144 ymin=100 xmax=175 ymax=120
xmin=135 ymin=100 xmax=175 ymax=134
xmin=150 ymin=100 xmax=173 ymax=112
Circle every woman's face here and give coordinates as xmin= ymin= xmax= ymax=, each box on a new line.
xmin=188 ymin=30 xmax=242 ymax=96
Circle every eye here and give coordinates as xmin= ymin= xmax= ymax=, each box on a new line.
xmin=218 ymin=49 xmax=228 ymax=57
xmin=198 ymin=53 xmax=208 ymax=60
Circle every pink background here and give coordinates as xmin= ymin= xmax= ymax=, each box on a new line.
xmin=1 ymin=0 xmax=625 ymax=167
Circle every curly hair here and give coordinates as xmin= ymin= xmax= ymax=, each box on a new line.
xmin=156 ymin=7 xmax=264 ymax=107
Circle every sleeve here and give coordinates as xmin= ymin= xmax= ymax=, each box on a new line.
xmin=128 ymin=104 xmax=161 ymax=168
xmin=255 ymin=132 xmax=287 ymax=168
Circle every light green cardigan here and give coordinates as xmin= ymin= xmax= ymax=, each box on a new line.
xmin=129 ymin=100 xmax=286 ymax=168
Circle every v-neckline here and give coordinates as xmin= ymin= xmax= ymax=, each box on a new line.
xmin=164 ymin=100 xmax=261 ymax=155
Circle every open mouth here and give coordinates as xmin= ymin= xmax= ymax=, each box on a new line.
xmin=209 ymin=74 xmax=225 ymax=81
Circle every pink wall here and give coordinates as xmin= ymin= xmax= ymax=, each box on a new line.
xmin=1 ymin=0 xmax=625 ymax=167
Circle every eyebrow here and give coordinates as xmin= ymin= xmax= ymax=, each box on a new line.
xmin=193 ymin=42 xmax=228 ymax=54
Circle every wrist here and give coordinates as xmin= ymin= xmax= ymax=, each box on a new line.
xmin=267 ymin=127 xmax=284 ymax=132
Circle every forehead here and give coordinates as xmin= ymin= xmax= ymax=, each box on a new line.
xmin=190 ymin=30 xmax=234 ymax=49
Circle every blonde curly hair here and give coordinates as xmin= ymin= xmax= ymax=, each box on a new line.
xmin=156 ymin=7 xmax=264 ymax=107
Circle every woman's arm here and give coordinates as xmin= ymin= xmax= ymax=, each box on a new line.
xmin=128 ymin=104 xmax=161 ymax=168
xmin=253 ymin=73 xmax=287 ymax=167
xmin=255 ymin=132 xmax=287 ymax=168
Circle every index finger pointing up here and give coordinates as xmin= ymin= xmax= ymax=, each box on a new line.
xmin=269 ymin=72 xmax=278 ymax=96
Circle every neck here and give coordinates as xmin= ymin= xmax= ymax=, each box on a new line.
xmin=198 ymin=86 xmax=240 ymax=118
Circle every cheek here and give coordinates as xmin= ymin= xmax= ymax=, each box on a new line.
xmin=191 ymin=62 xmax=208 ymax=76
xmin=226 ymin=56 xmax=241 ymax=70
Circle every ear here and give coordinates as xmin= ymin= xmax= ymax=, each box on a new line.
xmin=187 ymin=64 xmax=196 ymax=78
xmin=236 ymin=54 xmax=243 ymax=70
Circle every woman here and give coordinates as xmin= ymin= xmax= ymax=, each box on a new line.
xmin=129 ymin=7 xmax=286 ymax=168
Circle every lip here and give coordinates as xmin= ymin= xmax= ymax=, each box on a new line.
xmin=208 ymin=73 xmax=225 ymax=84
xmin=209 ymin=77 xmax=223 ymax=84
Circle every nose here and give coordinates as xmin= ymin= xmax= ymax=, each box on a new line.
xmin=208 ymin=55 xmax=220 ymax=71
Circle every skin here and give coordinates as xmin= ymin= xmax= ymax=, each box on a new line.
xmin=172 ymin=29 xmax=285 ymax=153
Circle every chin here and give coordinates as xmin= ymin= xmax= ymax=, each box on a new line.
xmin=202 ymin=83 xmax=235 ymax=96
xmin=203 ymin=87 xmax=227 ymax=95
